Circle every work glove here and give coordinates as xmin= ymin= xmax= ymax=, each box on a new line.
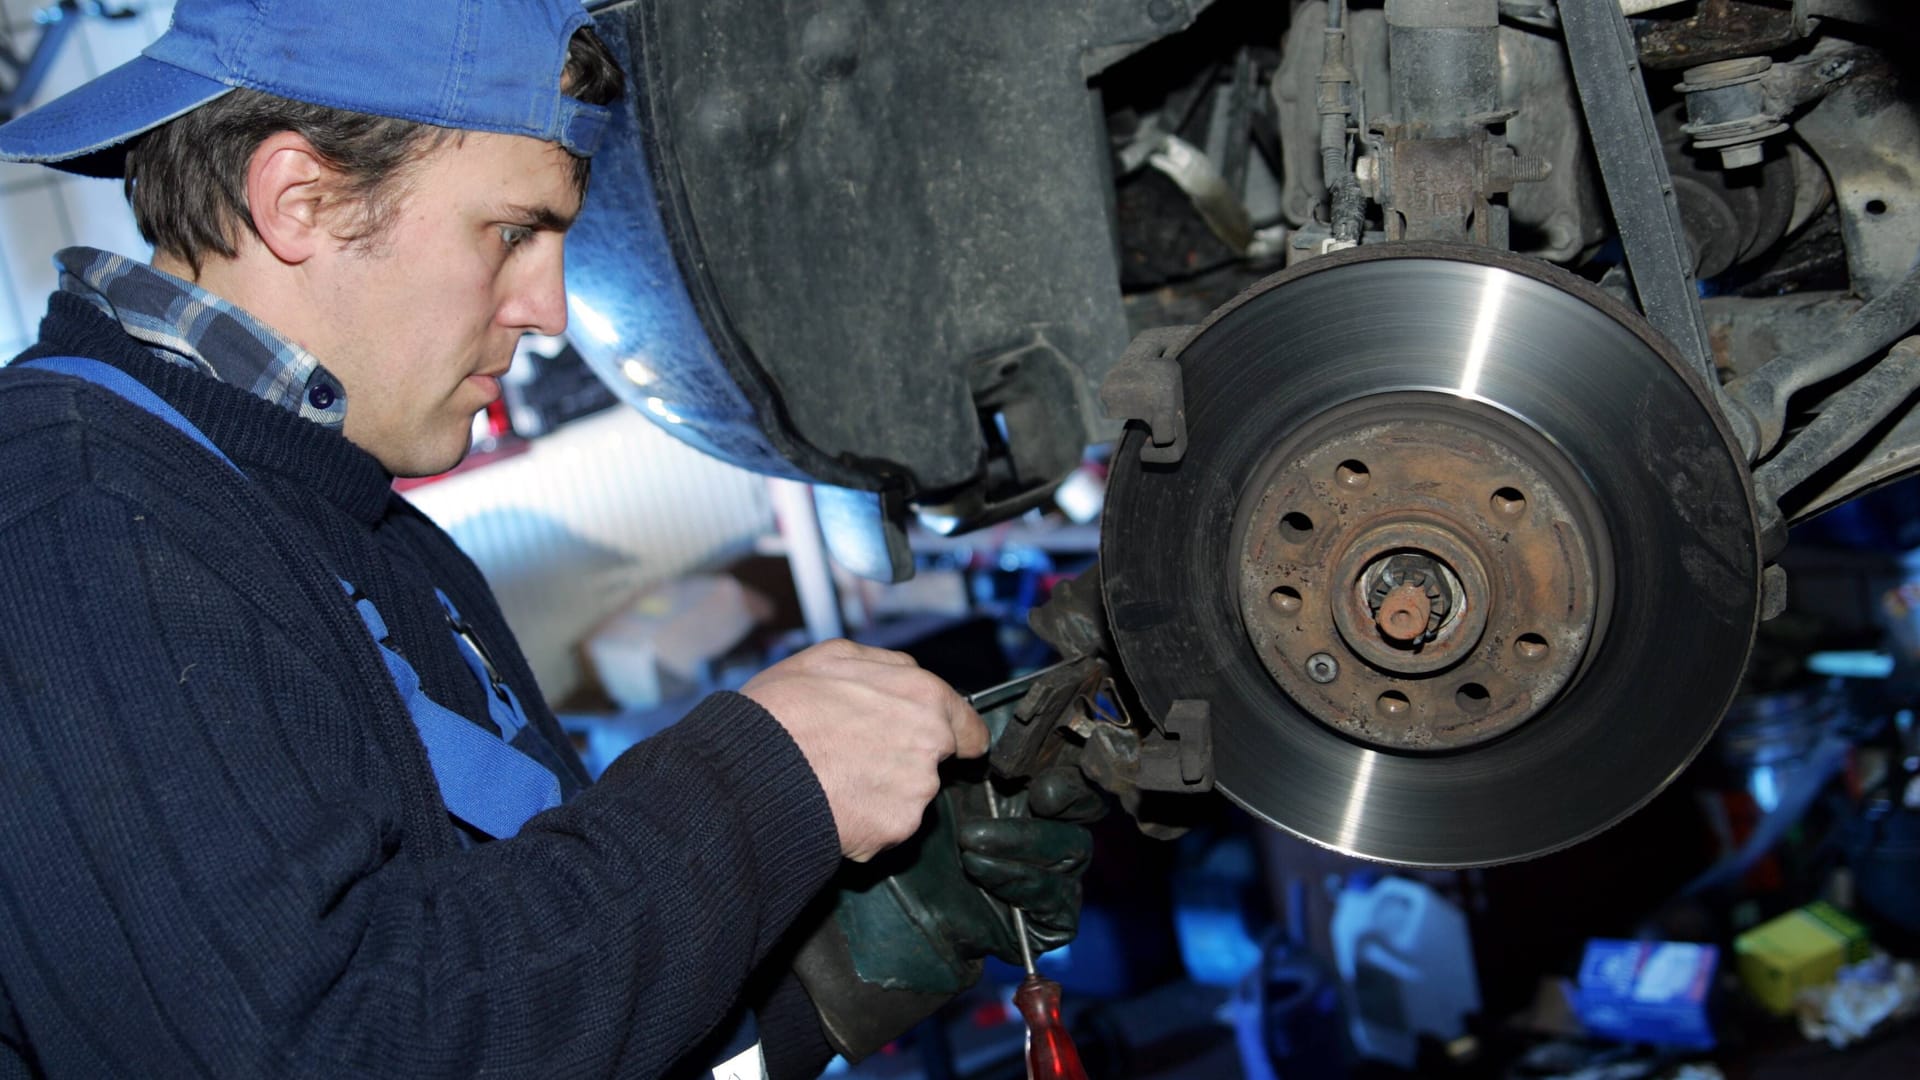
xmin=792 ymin=762 xmax=1101 ymax=1061
xmin=941 ymin=775 xmax=1094 ymax=957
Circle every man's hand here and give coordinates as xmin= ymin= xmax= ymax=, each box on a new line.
xmin=742 ymin=640 xmax=988 ymax=862
xmin=790 ymin=766 xmax=1099 ymax=1061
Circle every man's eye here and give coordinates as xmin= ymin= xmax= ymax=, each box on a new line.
xmin=500 ymin=225 xmax=534 ymax=250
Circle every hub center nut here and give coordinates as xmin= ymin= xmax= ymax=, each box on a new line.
xmin=1375 ymin=583 xmax=1433 ymax=643
xmin=1330 ymin=520 xmax=1493 ymax=677
xmin=1366 ymin=553 xmax=1454 ymax=644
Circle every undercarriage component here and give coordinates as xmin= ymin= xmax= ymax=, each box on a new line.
xmin=1101 ymin=245 xmax=1759 ymax=867
xmin=1362 ymin=0 xmax=1549 ymax=247
xmin=570 ymin=1 xmax=1223 ymax=579
xmin=1318 ymin=1 xmax=1366 ymax=249
xmin=1635 ymin=0 xmax=1807 ymax=73
xmin=990 ymin=570 xmax=1214 ymax=841
xmin=1755 ymin=336 xmax=1920 ymax=511
xmin=1793 ymin=48 xmax=1920 ymax=302
xmin=1677 ymin=57 xmax=1785 ymax=170
xmin=1100 ymin=326 xmax=1193 ymax=465
xmin=1677 ymin=49 xmax=1852 ymax=171
xmin=1664 ymin=103 xmax=1801 ymax=282
xmin=1559 ymin=3 xmax=1719 ymax=399
xmin=1276 ymin=2 xmax=1589 ymax=259
xmin=1787 ymin=376 xmax=1920 ymax=523
xmin=1728 ymin=263 xmax=1920 ymax=459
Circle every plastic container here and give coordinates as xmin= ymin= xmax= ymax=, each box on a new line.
xmin=1330 ymin=876 xmax=1479 ymax=1069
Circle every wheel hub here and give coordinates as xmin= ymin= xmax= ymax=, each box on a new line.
xmin=1237 ymin=398 xmax=1602 ymax=751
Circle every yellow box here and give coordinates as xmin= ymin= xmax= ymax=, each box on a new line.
xmin=1734 ymin=902 xmax=1872 ymax=1015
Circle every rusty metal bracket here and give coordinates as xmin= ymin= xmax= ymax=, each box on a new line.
xmin=1101 ymin=325 xmax=1193 ymax=464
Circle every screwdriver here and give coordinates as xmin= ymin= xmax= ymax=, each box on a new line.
xmin=984 ymin=783 xmax=1089 ymax=1080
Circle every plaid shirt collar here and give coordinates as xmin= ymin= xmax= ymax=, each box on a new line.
xmin=55 ymin=247 xmax=349 ymax=431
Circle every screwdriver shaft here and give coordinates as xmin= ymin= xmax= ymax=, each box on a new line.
xmin=982 ymin=782 xmax=1088 ymax=1079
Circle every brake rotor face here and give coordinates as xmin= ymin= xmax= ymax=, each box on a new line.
xmin=1101 ymin=244 xmax=1759 ymax=867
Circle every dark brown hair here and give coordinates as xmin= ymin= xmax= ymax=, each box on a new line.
xmin=126 ymin=27 xmax=623 ymax=274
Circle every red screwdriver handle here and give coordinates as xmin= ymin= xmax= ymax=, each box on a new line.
xmin=1013 ymin=974 xmax=1088 ymax=1080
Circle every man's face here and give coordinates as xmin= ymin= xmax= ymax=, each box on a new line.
xmin=318 ymin=132 xmax=579 ymax=477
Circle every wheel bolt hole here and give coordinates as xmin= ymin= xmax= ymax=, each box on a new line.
xmin=1456 ymin=683 xmax=1491 ymax=714
xmin=1270 ymin=586 xmax=1303 ymax=615
xmin=1280 ymin=512 xmax=1315 ymax=543
xmin=1515 ymin=633 xmax=1549 ymax=661
xmin=1490 ymin=487 xmax=1526 ymax=519
xmin=1376 ymin=691 xmax=1409 ymax=718
xmin=1867 ymin=198 xmax=1888 ymax=215
xmin=1336 ymin=460 xmax=1371 ymax=490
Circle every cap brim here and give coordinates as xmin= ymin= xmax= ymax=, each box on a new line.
xmin=0 ymin=55 xmax=232 ymax=178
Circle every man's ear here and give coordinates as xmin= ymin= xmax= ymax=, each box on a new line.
xmin=244 ymin=131 xmax=331 ymax=266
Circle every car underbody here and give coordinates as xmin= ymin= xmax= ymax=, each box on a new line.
xmin=566 ymin=0 xmax=1919 ymax=866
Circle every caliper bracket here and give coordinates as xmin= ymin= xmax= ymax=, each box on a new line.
xmin=1101 ymin=325 xmax=1193 ymax=464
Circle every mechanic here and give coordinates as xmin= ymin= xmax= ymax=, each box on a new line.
xmin=0 ymin=1 xmax=1090 ymax=1077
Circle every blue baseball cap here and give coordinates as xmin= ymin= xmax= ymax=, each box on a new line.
xmin=0 ymin=0 xmax=612 ymax=178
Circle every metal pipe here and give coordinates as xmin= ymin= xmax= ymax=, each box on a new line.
xmin=1318 ymin=1 xmax=1365 ymax=246
xmin=1755 ymin=335 xmax=1920 ymax=505
xmin=1729 ymin=262 xmax=1920 ymax=456
xmin=768 ymin=478 xmax=845 ymax=643
xmin=1790 ymin=402 xmax=1920 ymax=523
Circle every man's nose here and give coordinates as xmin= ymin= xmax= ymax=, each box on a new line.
xmin=504 ymin=246 xmax=569 ymax=338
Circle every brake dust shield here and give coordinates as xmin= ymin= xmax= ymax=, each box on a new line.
xmin=1101 ymin=245 xmax=1760 ymax=867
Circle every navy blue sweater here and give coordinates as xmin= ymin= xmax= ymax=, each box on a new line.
xmin=0 ymin=294 xmax=840 ymax=1077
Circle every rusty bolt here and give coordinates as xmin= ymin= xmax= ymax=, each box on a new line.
xmin=1375 ymin=583 xmax=1432 ymax=643
xmin=1306 ymin=653 xmax=1339 ymax=684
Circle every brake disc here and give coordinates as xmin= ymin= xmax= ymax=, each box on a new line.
xmin=1101 ymin=244 xmax=1760 ymax=867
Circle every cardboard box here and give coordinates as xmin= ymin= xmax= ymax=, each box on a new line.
xmin=1735 ymin=902 xmax=1873 ymax=1015
xmin=583 ymin=575 xmax=771 ymax=710
xmin=1573 ymin=939 xmax=1718 ymax=1049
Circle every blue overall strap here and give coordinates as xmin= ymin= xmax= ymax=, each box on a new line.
xmin=22 ymin=356 xmax=243 ymax=474
xmin=341 ymin=580 xmax=562 ymax=838
xmin=436 ymin=588 xmax=532 ymax=744
xmin=20 ymin=354 xmax=563 ymax=839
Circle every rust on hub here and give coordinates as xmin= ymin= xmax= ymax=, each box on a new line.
xmin=1236 ymin=395 xmax=1604 ymax=752
xmin=1376 ymin=584 xmax=1433 ymax=643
